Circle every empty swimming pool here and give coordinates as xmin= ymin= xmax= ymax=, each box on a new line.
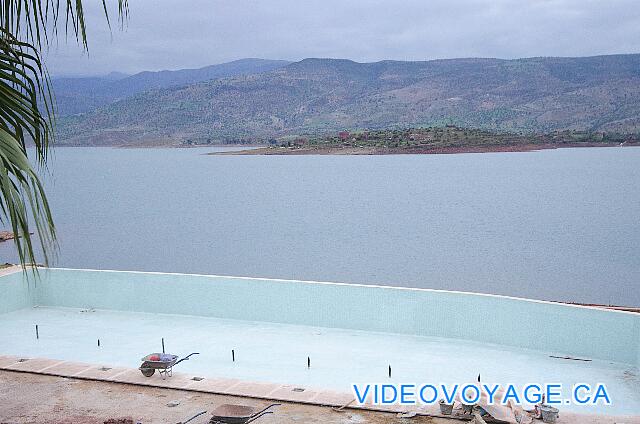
xmin=0 ymin=268 xmax=638 ymax=415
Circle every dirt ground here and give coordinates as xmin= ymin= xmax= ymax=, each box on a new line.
xmin=0 ymin=371 xmax=451 ymax=424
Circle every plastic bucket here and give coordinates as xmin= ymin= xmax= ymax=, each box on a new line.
xmin=539 ymin=405 xmax=559 ymax=423
xmin=439 ymin=400 xmax=454 ymax=415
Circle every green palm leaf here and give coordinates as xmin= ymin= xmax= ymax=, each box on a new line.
xmin=0 ymin=1 xmax=127 ymax=270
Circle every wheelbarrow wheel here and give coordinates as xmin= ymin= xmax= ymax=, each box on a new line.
xmin=140 ymin=368 xmax=155 ymax=377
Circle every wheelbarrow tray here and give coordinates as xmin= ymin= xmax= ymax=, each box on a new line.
xmin=210 ymin=403 xmax=279 ymax=424
xmin=140 ymin=353 xmax=178 ymax=368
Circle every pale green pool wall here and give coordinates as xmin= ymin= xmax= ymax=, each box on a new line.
xmin=2 ymin=268 xmax=639 ymax=368
xmin=0 ymin=271 xmax=34 ymax=314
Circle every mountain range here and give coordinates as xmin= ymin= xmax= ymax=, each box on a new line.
xmin=51 ymin=58 xmax=291 ymax=116
xmin=55 ymin=54 xmax=640 ymax=146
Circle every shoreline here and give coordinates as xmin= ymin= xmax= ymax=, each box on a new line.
xmin=210 ymin=142 xmax=640 ymax=156
xmin=47 ymin=143 xmax=268 ymax=150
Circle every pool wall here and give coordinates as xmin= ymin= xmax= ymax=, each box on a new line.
xmin=1 ymin=268 xmax=639 ymax=368
xmin=0 ymin=271 xmax=33 ymax=314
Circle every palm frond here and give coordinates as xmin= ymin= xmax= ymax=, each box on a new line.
xmin=0 ymin=1 xmax=128 ymax=270
xmin=0 ymin=28 xmax=55 ymax=268
xmin=1 ymin=0 xmax=129 ymax=48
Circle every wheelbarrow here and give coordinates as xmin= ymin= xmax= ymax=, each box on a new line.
xmin=209 ymin=403 xmax=280 ymax=424
xmin=139 ymin=352 xmax=199 ymax=379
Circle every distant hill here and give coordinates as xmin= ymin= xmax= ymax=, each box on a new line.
xmin=51 ymin=58 xmax=291 ymax=116
xmin=56 ymin=54 xmax=640 ymax=146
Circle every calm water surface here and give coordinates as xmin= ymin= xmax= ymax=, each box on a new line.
xmin=1 ymin=146 xmax=638 ymax=305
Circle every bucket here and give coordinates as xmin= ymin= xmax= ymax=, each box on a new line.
xmin=539 ymin=405 xmax=559 ymax=423
xmin=439 ymin=399 xmax=454 ymax=415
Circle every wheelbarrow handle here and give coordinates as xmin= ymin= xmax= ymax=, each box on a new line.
xmin=245 ymin=411 xmax=273 ymax=424
xmin=251 ymin=403 xmax=281 ymax=417
xmin=174 ymin=352 xmax=200 ymax=366
xmin=176 ymin=410 xmax=207 ymax=424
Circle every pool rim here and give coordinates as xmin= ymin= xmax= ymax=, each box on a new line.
xmin=7 ymin=266 xmax=634 ymax=317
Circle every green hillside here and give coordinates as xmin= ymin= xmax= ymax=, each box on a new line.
xmin=56 ymin=55 xmax=640 ymax=146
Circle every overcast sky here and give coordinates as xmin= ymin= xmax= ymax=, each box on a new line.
xmin=45 ymin=0 xmax=640 ymax=76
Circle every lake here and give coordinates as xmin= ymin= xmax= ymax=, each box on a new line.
xmin=1 ymin=146 xmax=638 ymax=306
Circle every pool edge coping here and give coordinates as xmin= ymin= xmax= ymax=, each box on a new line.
xmin=30 ymin=266 xmax=640 ymax=317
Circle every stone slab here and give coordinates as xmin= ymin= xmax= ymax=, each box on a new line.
xmin=39 ymin=361 xmax=94 ymax=377
xmin=312 ymin=390 xmax=355 ymax=407
xmin=74 ymin=365 xmax=130 ymax=380
xmin=267 ymin=385 xmax=321 ymax=403
xmin=184 ymin=377 xmax=240 ymax=393
xmin=0 ymin=355 xmax=21 ymax=368
xmin=225 ymin=380 xmax=281 ymax=398
xmin=110 ymin=369 xmax=196 ymax=390
xmin=5 ymin=358 xmax=64 ymax=373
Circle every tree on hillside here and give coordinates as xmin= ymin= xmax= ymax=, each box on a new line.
xmin=0 ymin=1 xmax=127 ymax=268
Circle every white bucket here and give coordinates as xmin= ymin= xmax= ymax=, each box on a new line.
xmin=539 ymin=405 xmax=559 ymax=423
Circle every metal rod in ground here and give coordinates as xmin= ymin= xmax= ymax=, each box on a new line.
xmin=35 ymin=324 xmax=39 ymax=340
xmin=162 ymin=338 xmax=165 ymax=353
xmin=232 ymin=349 xmax=235 ymax=362
xmin=388 ymin=365 xmax=391 ymax=378
xmin=307 ymin=356 xmax=310 ymax=368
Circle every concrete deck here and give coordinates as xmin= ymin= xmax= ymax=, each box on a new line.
xmin=0 ymin=264 xmax=21 ymax=277
xmin=1 ymin=355 xmax=638 ymax=423
xmin=0 ymin=355 xmax=382 ymax=412
xmin=0 ymin=370 xmax=417 ymax=424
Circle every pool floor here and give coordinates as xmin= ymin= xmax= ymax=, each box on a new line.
xmin=1 ymin=306 xmax=638 ymax=415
